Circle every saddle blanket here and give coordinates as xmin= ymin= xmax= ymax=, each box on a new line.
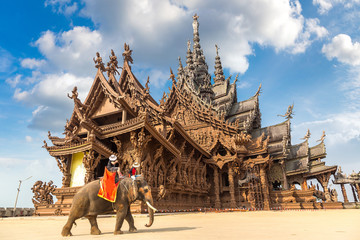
xmin=97 ymin=168 xmax=119 ymax=202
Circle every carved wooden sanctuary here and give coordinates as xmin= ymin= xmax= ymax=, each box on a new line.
xmin=33 ymin=15 xmax=343 ymax=215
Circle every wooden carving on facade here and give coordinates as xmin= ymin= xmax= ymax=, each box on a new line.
xmin=36 ymin=14 xmax=342 ymax=216
xmin=32 ymin=180 xmax=57 ymax=205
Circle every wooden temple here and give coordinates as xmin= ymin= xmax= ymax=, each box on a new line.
xmin=33 ymin=14 xmax=343 ymax=215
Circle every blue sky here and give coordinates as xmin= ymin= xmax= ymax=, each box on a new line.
xmin=1 ymin=0 xmax=360 ymax=207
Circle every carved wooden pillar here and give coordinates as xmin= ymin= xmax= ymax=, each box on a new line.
xmin=213 ymin=168 xmax=221 ymax=208
xmin=56 ymin=156 xmax=71 ymax=187
xmin=122 ymin=110 xmax=127 ymax=124
xmin=259 ymin=164 xmax=270 ymax=210
xmin=316 ymin=172 xmax=331 ymax=202
xmin=355 ymin=183 xmax=360 ymax=200
xmin=340 ymin=183 xmax=349 ymax=203
xmin=279 ymin=160 xmax=288 ymax=190
xmin=228 ymin=166 xmax=236 ymax=208
xmin=351 ymin=184 xmax=358 ymax=202
xmin=83 ymin=150 xmax=101 ymax=184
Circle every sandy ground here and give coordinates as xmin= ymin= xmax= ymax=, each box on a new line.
xmin=0 ymin=210 xmax=359 ymax=240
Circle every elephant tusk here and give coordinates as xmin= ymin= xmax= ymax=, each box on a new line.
xmin=146 ymin=201 xmax=158 ymax=212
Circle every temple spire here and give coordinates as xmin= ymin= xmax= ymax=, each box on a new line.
xmin=185 ymin=40 xmax=194 ymax=71
xmin=214 ymin=44 xmax=225 ymax=85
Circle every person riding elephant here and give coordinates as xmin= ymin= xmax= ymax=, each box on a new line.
xmin=107 ymin=154 xmax=123 ymax=183
xmin=61 ymin=176 xmax=156 ymax=236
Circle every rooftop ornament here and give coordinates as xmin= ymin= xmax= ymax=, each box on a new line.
xmin=122 ymin=43 xmax=133 ymax=64
xmin=278 ymin=104 xmax=294 ymax=120
xmin=317 ymin=131 xmax=326 ymax=143
xmin=93 ymin=52 xmax=106 ymax=72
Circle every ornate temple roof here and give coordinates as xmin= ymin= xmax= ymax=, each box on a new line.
xmin=44 ymin=14 xmax=336 ymax=176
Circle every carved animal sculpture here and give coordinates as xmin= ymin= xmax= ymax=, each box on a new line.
xmin=61 ymin=177 xmax=155 ymax=236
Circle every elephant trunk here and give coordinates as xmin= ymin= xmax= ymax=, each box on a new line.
xmin=144 ymin=195 xmax=155 ymax=227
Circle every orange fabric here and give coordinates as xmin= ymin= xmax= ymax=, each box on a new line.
xmin=97 ymin=168 xmax=119 ymax=202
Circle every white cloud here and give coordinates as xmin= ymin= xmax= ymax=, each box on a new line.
xmin=322 ymin=34 xmax=360 ymax=66
xmin=294 ymin=112 xmax=360 ymax=146
xmin=21 ymin=58 xmax=46 ymax=69
xmin=34 ymin=27 xmax=103 ymax=76
xmin=13 ymin=72 xmax=92 ymax=130
xmin=313 ymin=0 xmax=360 ymax=14
xmin=12 ymin=0 xmax=330 ymax=131
xmin=6 ymin=74 xmax=22 ymax=88
xmin=77 ymin=0 xmax=326 ymax=74
xmin=0 ymin=47 xmax=15 ymax=73
xmin=45 ymin=0 xmax=78 ymax=16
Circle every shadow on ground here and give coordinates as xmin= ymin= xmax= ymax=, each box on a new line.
xmin=95 ymin=227 xmax=197 ymax=236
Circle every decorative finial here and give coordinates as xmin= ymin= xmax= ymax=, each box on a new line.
xmin=122 ymin=43 xmax=133 ymax=64
xmin=144 ymin=76 xmax=150 ymax=94
xmin=215 ymin=44 xmax=219 ymax=56
xmin=169 ymin=67 xmax=176 ymax=85
xmin=187 ymin=40 xmax=191 ymax=51
xmin=301 ymin=129 xmax=311 ymax=140
xmin=317 ymin=131 xmax=326 ymax=143
xmin=192 ymin=13 xmax=199 ymax=34
xmin=106 ymin=49 xmax=120 ymax=76
xmin=254 ymin=83 xmax=262 ymax=97
xmin=278 ymin=104 xmax=294 ymax=120
xmin=93 ymin=52 xmax=106 ymax=72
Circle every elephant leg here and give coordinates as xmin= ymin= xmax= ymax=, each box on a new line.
xmin=61 ymin=212 xmax=79 ymax=236
xmin=87 ymin=215 xmax=101 ymax=235
xmin=125 ymin=206 xmax=137 ymax=233
xmin=114 ymin=210 xmax=127 ymax=235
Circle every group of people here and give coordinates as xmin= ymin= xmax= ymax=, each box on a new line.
xmin=106 ymin=154 xmax=140 ymax=183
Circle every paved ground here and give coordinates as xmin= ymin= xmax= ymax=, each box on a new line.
xmin=0 ymin=209 xmax=359 ymax=240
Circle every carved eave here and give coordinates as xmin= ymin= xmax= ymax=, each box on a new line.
xmin=304 ymin=165 xmax=337 ymax=178
xmin=243 ymin=154 xmax=271 ymax=166
xmin=144 ymin=116 xmax=180 ymax=158
xmin=205 ymin=154 xmax=237 ymax=169
xmin=173 ymin=121 xmax=211 ymax=158
xmin=208 ymin=138 xmax=235 ymax=156
xmin=166 ymin=84 xmax=240 ymax=134
xmin=48 ymin=135 xmax=66 ymax=146
xmin=309 ymin=142 xmax=327 ymax=160
xmin=252 ymin=120 xmax=290 ymax=159
xmin=46 ymin=139 xmax=115 ymax=158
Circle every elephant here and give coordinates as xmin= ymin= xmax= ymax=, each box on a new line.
xmin=61 ymin=176 xmax=156 ymax=236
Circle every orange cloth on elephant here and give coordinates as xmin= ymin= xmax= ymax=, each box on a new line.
xmin=97 ymin=168 xmax=119 ymax=202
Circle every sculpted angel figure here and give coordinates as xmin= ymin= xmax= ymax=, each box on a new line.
xmin=192 ymin=13 xmax=199 ymax=34
xmin=93 ymin=52 xmax=106 ymax=72
xmin=122 ymin=43 xmax=133 ymax=64
xmin=67 ymin=86 xmax=88 ymax=111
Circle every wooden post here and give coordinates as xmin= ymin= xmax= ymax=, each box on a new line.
xmin=279 ymin=160 xmax=288 ymax=190
xmin=316 ymin=173 xmax=331 ymax=202
xmin=228 ymin=166 xmax=236 ymax=208
xmin=122 ymin=110 xmax=127 ymax=124
xmin=355 ymin=183 xmax=360 ymax=200
xmin=351 ymin=184 xmax=358 ymax=202
xmin=213 ymin=168 xmax=221 ymax=208
xmin=259 ymin=164 xmax=270 ymax=210
xmin=340 ymin=183 xmax=349 ymax=203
